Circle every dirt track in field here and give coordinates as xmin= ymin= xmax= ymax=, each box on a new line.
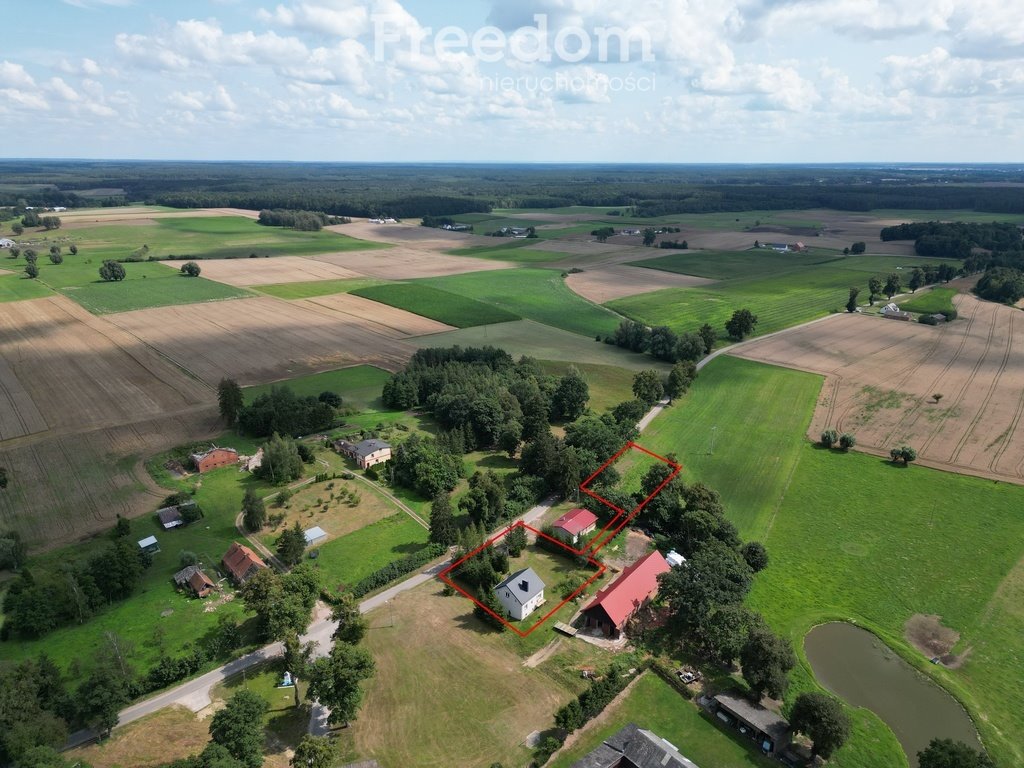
xmin=107 ymin=296 xmax=418 ymax=385
xmin=160 ymin=256 xmax=365 ymax=286
xmin=566 ymin=264 xmax=717 ymax=303
xmin=730 ymin=292 xmax=1024 ymax=484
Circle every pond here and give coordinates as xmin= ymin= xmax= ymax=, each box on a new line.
xmin=804 ymin=622 xmax=981 ymax=767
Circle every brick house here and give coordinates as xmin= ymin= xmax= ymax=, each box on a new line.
xmin=582 ymin=551 xmax=671 ymax=638
xmin=222 ymin=541 xmax=267 ymax=585
xmin=191 ymin=446 xmax=239 ymax=473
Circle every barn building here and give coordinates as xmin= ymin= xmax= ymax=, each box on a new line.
xmin=582 ymin=551 xmax=670 ymax=638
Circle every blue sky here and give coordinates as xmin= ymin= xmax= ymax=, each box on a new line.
xmin=2 ymin=0 xmax=1022 ymax=162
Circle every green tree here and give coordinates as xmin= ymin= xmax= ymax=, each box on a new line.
xmin=217 ymin=378 xmax=243 ymax=425
xmin=473 ymin=586 xmax=508 ymax=631
xmin=632 ymin=369 xmax=665 ymax=405
xmin=497 ymin=423 xmax=522 ymax=459
xmin=98 ymin=260 xmax=126 ymax=281
xmin=790 ymin=691 xmax=852 ymax=760
xmin=23 ymin=249 xmax=37 ymax=264
xmin=552 ymin=367 xmax=589 ymax=421
xmin=0 ymin=466 xmax=8 ymax=489
xmin=48 ymin=250 xmax=63 ymax=265
xmin=740 ymin=624 xmax=796 ymax=699
xmin=698 ymin=604 xmax=762 ymax=666
xmin=891 ymin=445 xmax=917 ymax=465
xmin=868 ymin=276 xmax=882 ymax=305
xmin=884 ymin=273 xmax=902 ymax=299
xmin=740 ymin=541 xmax=769 ymax=572
xmin=846 ymin=286 xmax=860 ymax=313
xmin=331 ymin=592 xmax=367 ymax=645
xmin=240 ymin=566 xmax=320 ymax=641
xmin=307 ymin=642 xmax=376 ymax=726
xmin=909 ymin=268 xmax=924 ymax=292
xmin=642 ymin=228 xmax=657 ymax=246
xmin=16 ymin=746 xmax=90 ymax=768
xmin=241 ymin=487 xmax=265 ymax=532
xmin=24 ymin=263 xmax=39 ymax=279
xmin=820 ymin=429 xmax=838 ymax=448
xmin=665 ymin=361 xmax=697 ymax=402
xmin=659 ymin=540 xmax=754 ymax=631
xmin=290 ymin=735 xmax=335 ymax=768
xmin=428 ymin=492 xmax=457 ymax=546
xmin=277 ymin=521 xmax=307 ymax=566
xmin=698 ymin=323 xmax=716 ymax=355
xmin=673 ymin=331 xmax=705 ymax=363
xmin=725 ymin=308 xmax=758 ymax=340
xmin=506 ymin=524 xmax=528 ymax=557
xmin=917 ymin=739 xmax=995 ymax=768
xmin=77 ymin=664 xmax=130 ymax=737
xmin=255 ymin=433 xmax=304 ymax=485
xmin=11 ymin=222 xmax=23 ymax=235
xmin=69 ymin=244 xmax=78 ymax=256
xmin=839 ymin=433 xmax=856 ymax=451
xmin=180 ymin=261 xmax=202 ymax=277
xmin=850 ymin=241 xmax=866 ymax=254
xmin=209 ymin=689 xmax=268 ymax=768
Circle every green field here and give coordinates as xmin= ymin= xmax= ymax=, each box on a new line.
xmin=416 ymin=320 xmax=672 ymax=373
xmin=638 ymin=355 xmax=1024 ymax=767
xmin=0 ymin=271 xmax=55 ymax=302
xmin=420 ymin=268 xmax=624 ymax=337
xmin=351 ymin=283 xmax=520 ymax=327
xmin=631 ymin=250 xmax=842 ymax=280
xmin=610 ymin=255 xmax=932 ymax=340
xmin=897 ymin=286 xmax=959 ymax=315
xmin=551 ymin=673 xmax=775 ymax=768
xmin=254 ymin=278 xmax=386 ymax=300
xmin=448 ymin=241 xmax=566 ymax=264
xmin=313 ymin=513 xmax=429 ymax=590
xmin=11 ymin=216 xmax=384 ymax=262
xmin=242 ymin=364 xmax=391 ymax=410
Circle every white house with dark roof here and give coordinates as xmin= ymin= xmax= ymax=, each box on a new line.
xmin=334 ymin=438 xmax=392 ymax=469
xmin=494 ymin=567 xmax=545 ymax=621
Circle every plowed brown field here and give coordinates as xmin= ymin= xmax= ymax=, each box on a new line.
xmin=730 ymin=293 xmax=1024 ymax=483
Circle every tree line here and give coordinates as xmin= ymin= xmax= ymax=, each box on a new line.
xmin=256 ymin=209 xmax=350 ymax=230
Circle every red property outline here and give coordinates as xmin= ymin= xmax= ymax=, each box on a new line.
xmin=438 ymin=521 xmax=606 ymax=637
xmin=437 ymin=441 xmax=679 ymax=636
xmin=579 ymin=441 xmax=681 ymax=553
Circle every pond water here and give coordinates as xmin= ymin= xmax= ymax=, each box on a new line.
xmin=804 ymin=622 xmax=981 ymax=767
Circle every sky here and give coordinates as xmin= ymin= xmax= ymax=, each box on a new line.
xmin=2 ymin=0 xmax=1023 ymax=162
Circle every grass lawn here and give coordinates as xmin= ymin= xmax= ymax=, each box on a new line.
xmin=14 ymin=216 xmax=384 ymax=262
xmin=416 ymin=320 xmax=672 ymax=373
xmin=420 ymin=268 xmax=624 ymax=338
xmin=538 ymin=360 xmax=638 ymax=414
xmin=242 ymin=364 xmax=391 ymax=410
xmin=630 ymin=250 xmax=843 ymax=280
xmin=0 ymin=271 xmax=55 ymax=302
xmin=550 ymin=673 xmax=775 ymax=768
xmin=896 ymin=286 xmax=958 ymax=315
xmin=351 ymin=283 xmax=520 ymax=327
xmin=254 ymin=277 xmax=387 ymax=300
xmin=313 ymin=513 xmax=429 ymax=593
xmin=67 ymin=706 xmax=212 ymax=768
xmin=640 ymin=355 xmax=1024 ymax=767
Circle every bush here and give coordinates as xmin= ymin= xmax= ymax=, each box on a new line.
xmin=820 ymin=429 xmax=838 ymax=448
xmin=180 ymin=261 xmax=201 ymax=277
xmin=839 ymin=433 xmax=856 ymax=451
xmin=919 ymin=314 xmax=938 ymax=326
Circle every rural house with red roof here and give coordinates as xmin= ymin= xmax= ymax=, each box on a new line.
xmin=191 ymin=446 xmax=239 ymax=473
xmin=551 ymin=508 xmax=598 ymax=545
xmin=221 ymin=541 xmax=267 ymax=585
xmin=582 ymin=550 xmax=670 ymax=638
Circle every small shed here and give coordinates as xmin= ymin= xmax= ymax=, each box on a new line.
xmin=157 ymin=506 xmax=184 ymax=529
xmin=138 ymin=535 xmax=160 ymax=554
xmin=304 ymin=526 xmax=328 ymax=546
xmin=713 ymin=694 xmax=791 ymax=754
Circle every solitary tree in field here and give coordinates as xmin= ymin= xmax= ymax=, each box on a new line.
xmin=846 ymin=287 xmax=860 ymax=313
xmin=850 ymin=241 xmax=866 ymax=254
xmin=884 ymin=273 xmax=902 ymax=299
xmin=180 ymin=261 xmax=201 ymax=277
xmin=725 ymin=308 xmax=758 ymax=340
xmin=890 ymin=446 xmax=918 ymax=466
xmin=868 ymin=276 xmax=882 ymax=305
xmin=820 ymin=429 xmax=839 ymax=448
xmin=69 ymin=243 xmax=78 ymax=255
xmin=11 ymin=222 xmax=23 ymax=235
xmin=839 ymin=433 xmax=856 ymax=451
xmin=98 ymin=260 xmax=126 ymax=281
xmin=791 ymin=691 xmax=852 ymax=760
xmin=24 ymin=263 xmax=39 ymax=279
xmin=642 ymin=228 xmax=657 ymax=246
xmin=48 ymin=251 xmax=62 ymax=265
xmin=217 ymin=378 xmax=243 ymax=424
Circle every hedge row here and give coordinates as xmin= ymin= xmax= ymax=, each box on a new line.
xmin=554 ymin=660 xmax=640 ymax=733
xmin=350 ymin=543 xmax=447 ymax=598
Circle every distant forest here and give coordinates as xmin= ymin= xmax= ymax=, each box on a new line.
xmin=3 ymin=161 xmax=1024 ymax=217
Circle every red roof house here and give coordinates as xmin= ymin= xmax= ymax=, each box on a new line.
xmin=582 ymin=550 xmax=671 ymax=638
xmin=222 ymin=541 xmax=267 ymax=585
xmin=551 ymin=508 xmax=598 ymax=544
xmin=191 ymin=447 xmax=239 ymax=474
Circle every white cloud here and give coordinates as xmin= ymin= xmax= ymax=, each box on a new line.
xmin=0 ymin=88 xmax=48 ymax=110
xmin=167 ymin=85 xmax=239 ymax=112
xmin=882 ymin=47 xmax=1024 ymax=97
xmin=692 ymin=62 xmax=819 ymax=112
xmin=0 ymin=61 xmax=36 ymax=89
xmin=47 ymin=77 xmax=81 ymax=102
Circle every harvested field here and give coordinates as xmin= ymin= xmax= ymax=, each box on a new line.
xmin=729 ymin=293 xmax=1024 ymax=483
xmin=295 ymin=293 xmax=455 ymax=337
xmin=0 ymin=296 xmax=212 ymax=440
xmin=336 ymin=219 xmax=496 ymax=249
xmin=566 ymin=264 xmax=716 ymax=303
xmin=161 ymin=256 xmax=365 ymax=286
xmin=312 ymin=245 xmax=515 ymax=278
xmin=107 ymin=296 xmax=417 ymax=385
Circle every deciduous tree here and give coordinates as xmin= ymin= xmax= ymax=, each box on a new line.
xmin=846 ymin=287 xmax=860 ymax=313
xmin=698 ymin=323 xmax=716 ymax=355
xmin=209 ymin=689 xmax=267 ymax=768
xmin=740 ymin=624 xmax=796 ymax=699
xmin=98 ymin=260 xmax=126 ymax=282
xmin=307 ymin=642 xmax=376 ymax=726
xmin=725 ymin=308 xmax=758 ymax=340
xmin=868 ymin=276 xmax=882 ymax=305
xmin=552 ymin=367 xmax=589 ymax=421
xmin=331 ymin=592 xmax=367 ymax=645
xmin=917 ymin=739 xmax=995 ymax=768
xmin=180 ymin=261 xmax=201 ymax=277
xmin=290 ymin=736 xmax=335 ymax=768
xmin=790 ymin=692 xmax=852 ymax=760
xmin=884 ymin=273 xmax=902 ymax=299
xmin=632 ymin=369 xmax=664 ymax=405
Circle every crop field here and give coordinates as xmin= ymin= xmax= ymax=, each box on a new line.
xmin=350 ymin=578 xmax=583 ymax=767
xmin=107 ymin=296 xmax=418 ymax=386
xmin=551 ymin=673 xmax=775 ymax=768
xmin=609 ymin=255 xmax=929 ymax=340
xmin=420 ymin=268 xmax=625 ymax=337
xmin=731 ymin=294 xmax=1024 ymax=484
xmin=0 ymin=271 xmax=55 ymax=302
xmin=295 ymin=293 xmax=455 ymax=337
xmin=351 ymin=283 xmax=519 ymax=327
xmin=416 ymin=320 xmax=672 ymax=373
xmin=161 ymin=256 xmax=367 ymax=287
xmin=897 ymin=286 xmax=958 ymax=315
xmin=311 ymin=245 xmax=516 ymax=278
xmin=11 ymin=215 xmax=382 ymax=262
xmin=566 ymin=264 xmax=718 ymax=303
xmin=635 ymin=354 xmax=1024 ymax=767
xmin=254 ymin=278 xmax=386 ymax=299
xmin=242 ymin=364 xmax=391 ymax=409
xmin=631 ymin=250 xmax=843 ymax=280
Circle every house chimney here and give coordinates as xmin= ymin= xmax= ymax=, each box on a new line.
xmin=519 ymin=580 xmax=529 ymax=592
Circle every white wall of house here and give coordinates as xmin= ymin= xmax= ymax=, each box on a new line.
xmin=359 ymin=448 xmax=392 ymax=468
xmin=497 ymin=587 xmax=545 ymax=620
